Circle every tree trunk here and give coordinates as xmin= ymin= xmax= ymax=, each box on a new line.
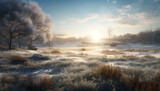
xmin=29 ymin=38 xmax=32 ymax=46
xmin=9 ymin=33 xmax=12 ymax=50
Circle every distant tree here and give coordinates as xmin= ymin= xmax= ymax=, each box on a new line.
xmin=0 ymin=0 xmax=53 ymax=49
xmin=107 ymin=27 xmax=113 ymax=42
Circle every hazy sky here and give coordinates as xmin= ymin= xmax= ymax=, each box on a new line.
xmin=34 ymin=0 xmax=160 ymax=38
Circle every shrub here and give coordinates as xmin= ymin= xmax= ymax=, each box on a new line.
xmin=51 ymin=50 xmax=61 ymax=54
xmin=28 ymin=46 xmax=38 ymax=50
xmin=92 ymin=65 xmax=122 ymax=80
xmin=11 ymin=56 xmax=28 ymax=64
xmin=110 ymin=43 xmax=118 ymax=47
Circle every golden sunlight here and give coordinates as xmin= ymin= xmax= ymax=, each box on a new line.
xmin=91 ymin=32 xmax=101 ymax=42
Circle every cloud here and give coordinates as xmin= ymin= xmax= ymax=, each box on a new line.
xmin=100 ymin=11 xmax=154 ymax=27
xmin=77 ymin=14 xmax=99 ymax=22
xmin=118 ymin=19 xmax=138 ymax=26
xmin=113 ymin=0 xmax=117 ymax=4
xmin=117 ymin=9 xmax=128 ymax=15
xmin=116 ymin=12 xmax=154 ymax=26
xmin=122 ymin=5 xmax=131 ymax=9
xmin=100 ymin=14 xmax=121 ymax=22
xmin=117 ymin=5 xmax=131 ymax=15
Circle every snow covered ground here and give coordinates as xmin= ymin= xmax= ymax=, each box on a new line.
xmin=0 ymin=43 xmax=160 ymax=79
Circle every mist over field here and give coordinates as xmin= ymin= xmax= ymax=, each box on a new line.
xmin=0 ymin=0 xmax=160 ymax=91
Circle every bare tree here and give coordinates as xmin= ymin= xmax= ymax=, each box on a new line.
xmin=0 ymin=19 xmax=21 ymax=49
xmin=107 ymin=27 xmax=113 ymax=43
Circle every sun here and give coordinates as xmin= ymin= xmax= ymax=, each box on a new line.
xmin=91 ymin=32 xmax=101 ymax=43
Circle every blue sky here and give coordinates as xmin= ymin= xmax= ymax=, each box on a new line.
xmin=33 ymin=0 xmax=160 ymax=38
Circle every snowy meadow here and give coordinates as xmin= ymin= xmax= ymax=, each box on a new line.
xmin=0 ymin=43 xmax=160 ymax=91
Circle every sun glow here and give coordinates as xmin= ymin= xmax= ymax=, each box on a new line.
xmin=91 ymin=32 xmax=101 ymax=43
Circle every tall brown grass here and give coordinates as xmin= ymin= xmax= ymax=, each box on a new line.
xmin=92 ymin=65 xmax=160 ymax=91
xmin=92 ymin=65 xmax=122 ymax=80
xmin=39 ymin=77 xmax=53 ymax=91
xmin=129 ymin=74 xmax=160 ymax=91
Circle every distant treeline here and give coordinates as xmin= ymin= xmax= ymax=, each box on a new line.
xmin=115 ymin=28 xmax=160 ymax=44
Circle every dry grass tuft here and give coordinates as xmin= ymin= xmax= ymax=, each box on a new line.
xmin=42 ymin=50 xmax=61 ymax=54
xmin=122 ymin=55 xmax=137 ymax=58
xmin=143 ymin=55 xmax=155 ymax=58
xmin=79 ymin=53 xmax=88 ymax=56
xmin=79 ymin=48 xmax=86 ymax=51
xmin=41 ymin=51 xmax=51 ymax=54
xmin=92 ymin=65 xmax=122 ymax=80
xmin=39 ymin=77 xmax=53 ymax=91
xmin=51 ymin=50 xmax=61 ymax=54
xmin=11 ymin=56 xmax=28 ymax=64
xmin=102 ymin=50 xmax=122 ymax=54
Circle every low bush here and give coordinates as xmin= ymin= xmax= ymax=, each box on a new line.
xmin=11 ymin=56 xmax=28 ymax=64
xmin=28 ymin=46 xmax=38 ymax=50
xmin=110 ymin=43 xmax=118 ymax=47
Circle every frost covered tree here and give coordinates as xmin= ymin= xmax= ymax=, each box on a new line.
xmin=0 ymin=0 xmax=53 ymax=49
xmin=26 ymin=1 xmax=54 ymax=46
